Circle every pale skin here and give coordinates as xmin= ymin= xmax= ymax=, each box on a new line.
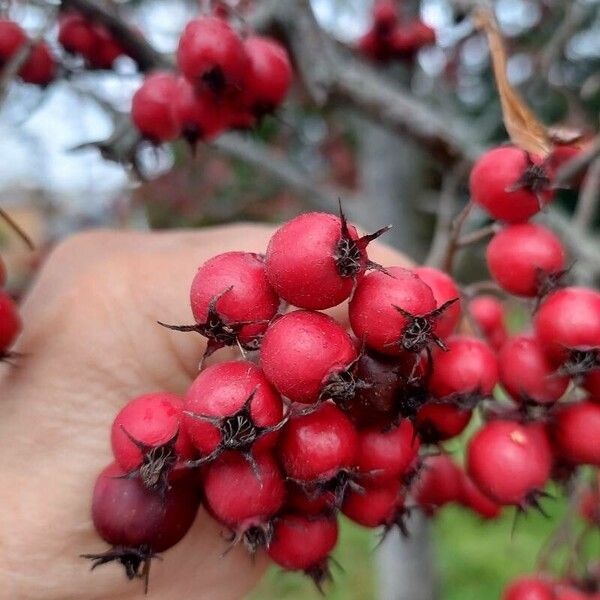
xmin=0 ymin=224 xmax=408 ymax=600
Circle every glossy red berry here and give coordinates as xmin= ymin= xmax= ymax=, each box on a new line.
xmin=267 ymin=513 xmax=338 ymax=583
xmin=243 ymin=36 xmax=292 ymax=116
xmin=552 ymin=401 xmax=600 ymax=466
xmin=428 ymin=335 xmax=498 ymax=400
xmin=260 ymin=310 xmax=357 ymax=404
xmin=469 ymin=295 xmax=508 ymax=351
xmin=83 ymin=463 xmax=199 ymax=586
xmin=584 ymin=370 xmax=600 ymax=398
xmin=277 ymin=402 xmax=358 ymax=483
xmin=415 ymin=403 xmax=472 ymax=443
xmin=467 ymin=420 xmax=552 ymax=506
xmin=89 ymin=24 xmax=124 ymax=69
xmin=535 ymin=287 xmax=600 ymax=366
xmin=342 ymin=480 xmax=403 ymax=528
xmin=132 ymin=72 xmax=181 ymax=142
xmin=58 ymin=13 xmax=97 ymax=57
xmin=177 ymin=17 xmax=248 ymax=96
xmin=19 ymin=42 xmax=55 ymax=85
xmin=0 ymin=20 xmax=26 ymax=63
xmin=414 ymin=267 xmax=461 ymax=337
xmin=0 ymin=290 xmax=21 ymax=354
xmin=111 ymin=393 xmax=196 ymax=489
xmin=265 ymin=210 xmax=388 ymax=310
xmin=486 ymin=224 xmax=565 ymax=297
xmin=354 ymin=419 xmax=420 ymax=484
xmin=470 ymin=147 xmax=553 ymax=223
xmin=202 ymin=451 xmax=285 ymax=547
xmin=460 ymin=473 xmax=502 ymax=520
xmin=498 ymin=334 xmax=569 ymax=405
xmin=349 ymin=267 xmax=438 ymax=356
xmin=183 ymin=360 xmax=283 ymax=457
xmin=285 ymin=481 xmax=336 ymax=516
xmin=503 ymin=576 xmax=556 ymax=600
xmin=413 ymin=454 xmax=463 ymax=515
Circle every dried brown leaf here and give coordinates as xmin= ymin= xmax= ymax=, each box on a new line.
xmin=474 ymin=8 xmax=552 ymax=156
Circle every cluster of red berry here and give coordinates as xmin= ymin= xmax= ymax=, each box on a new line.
xmin=0 ymin=258 xmax=20 ymax=366
xmin=0 ymin=19 xmax=56 ymax=85
xmin=358 ymin=0 xmax=436 ymax=63
xmin=131 ymin=14 xmax=292 ymax=145
xmin=58 ymin=11 xmax=131 ymax=70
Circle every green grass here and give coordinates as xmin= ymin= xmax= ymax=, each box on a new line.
xmin=250 ymin=493 xmax=572 ymax=600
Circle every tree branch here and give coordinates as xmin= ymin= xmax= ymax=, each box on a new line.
xmin=573 ymin=157 xmax=600 ymax=233
xmin=61 ymin=0 xmax=171 ymax=72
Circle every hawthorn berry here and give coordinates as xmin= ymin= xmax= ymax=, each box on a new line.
xmin=160 ymin=251 xmax=280 ymax=358
xmin=552 ymin=401 xmax=600 ymax=466
xmin=373 ymin=0 xmax=399 ymax=31
xmin=470 ymin=147 xmax=553 ymax=223
xmin=354 ymin=419 xmax=420 ymax=485
xmin=202 ymin=451 xmax=285 ymax=551
xmin=469 ymin=295 xmax=508 ymax=351
xmin=132 ymin=72 xmax=182 ymax=143
xmin=260 ymin=310 xmax=358 ymax=404
xmin=460 ymin=474 xmax=501 ymax=520
xmin=498 ymin=334 xmax=569 ymax=406
xmin=111 ymin=392 xmax=196 ymax=490
xmin=89 ymin=24 xmax=125 ymax=69
xmin=267 ymin=513 xmax=338 ymax=589
xmin=82 ymin=463 xmax=199 ymax=589
xmin=243 ymin=36 xmax=292 ymax=117
xmin=534 ymin=287 xmax=600 ymax=369
xmin=486 ymin=224 xmax=566 ymax=298
xmin=265 ymin=208 xmax=389 ymax=310
xmin=349 ymin=267 xmax=448 ymax=356
xmin=285 ymin=481 xmax=336 ymax=516
xmin=58 ymin=13 xmax=97 ymax=57
xmin=19 ymin=42 xmax=56 ymax=85
xmin=413 ymin=454 xmax=463 ymax=515
xmin=342 ymin=480 xmax=405 ymax=529
xmin=177 ymin=17 xmax=248 ymax=96
xmin=415 ymin=402 xmax=472 ymax=443
xmin=0 ymin=290 xmax=21 ymax=356
xmin=503 ymin=575 xmax=556 ymax=600
xmin=0 ymin=19 xmax=26 ymax=64
xmin=183 ymin=360 xmax=284 ymax=460
xmin=584 ymin=371 xmax=600 ymax=398
xmin=428 ymin=335 xmax=498 ymax=402
xmin=467 ymin=420 xmax=553 ymax=508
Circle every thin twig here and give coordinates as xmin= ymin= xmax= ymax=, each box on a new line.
xmin=442 ymin=201 xmax=473 ymax=275
xmin=457 ymin=223 xmax=499 ymax=248
xmin=572 ymin=157 xmax=600 ymax=232
xmin=555 ymin=136 xmax=600 ymax=187
xmin=0 ymin=207 xmax=35 ymax=250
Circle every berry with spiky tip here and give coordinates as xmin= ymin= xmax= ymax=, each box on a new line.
xmin=552 ymin=401 xmax=600 ymax=467
xmin=111 ymin=393 xmax=196 ymax=492
xmin=342 ymin=479 xmax=407 ymax=530
xmin=260 ymin=310 xmax=359 ymax=404
xmin=183 ymin=361 xmax=285 ymax=465
xmin=159 ymin=252 xmax=280 ymax=360
xmin=81 ymin=463 xmax=199 ymax=592
xmin=415 ymin=402 xmax=472 ymax=443
xmin=470 ymin=147 xmax=554 ymax=223
xmin=267 ymin=513 xmax=339 ymax=592
xmin=413 ymin=454 xmax=463 ymax=516
xmin=469 ymin=295 xmax=508 ymax=351
xmin=467 ymin=420 xmax=553 ymax=511
xmin=264 ymin=204 xmax=390 ymax=310
xmin=285 ymin=481 xmax=337 ymax=516
xmin=202 ymin=451 xmax=286 ymax=554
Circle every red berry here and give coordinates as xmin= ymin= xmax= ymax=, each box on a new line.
xmin=354 ymin=420 xmax=420 ymax=484
xmin=19 ymin=42 xmax=55 ymax=85
xmin=349 ymin=267 xmax=437 ymax=356
xmin=415 ymin=403 xmax=472 ymax=442
xmin=132 ymin=72 xmax=181 ymax=142
xmin=414 ymin=267 xmax=461 ymax=337
xmin=285 ymin=481 xmax=335 ymax=516
xmin=498 ymin=334 xmax=569 ymax=405
xmin=547 ymin=143 xmax=586 ymax=187
xmin=342 ymin=480 xmax=403 ymax=528
xmin=267 ymin=513 xmax=338 ymax=577
xmin=470 ymin=147 xmax=553 ymax=223
xmin=177 ymin=17 xmax=248 ymax=96
xmin=552 ymin=401 xmax=600 ymax=466
xmin=277 ymin=402 xmax=358 ymax=483
xmin=467 ymin=420 xmax=552 ymax=506
xmin=414 ymin=454 xmax=463 ymax=515
xmin=358 ymin=29 xmax=388 ymax=62
xmin=0 ymin=19 xmax=26 ymax=63
xmin=88 ymin=24 xmax=124 ymax=68
xmin=428 ymin=335 xmax=498 ymax=399
xmin=554 ymin=585 xmax=592 ymax=600
xmin=265 ymin=210 xmax=387 ymax=310
xmin=202 ymin=451 xmax=285 ymax=545
xmin=373 ymin=0 xmax=399 ymax=30
xmin=503 ymin=576 xmax=556 ymax=600
xmin=243 ymin=36 xmax=292 ymax=116
xmin=183 ymin=360 xmax=283 ymax=457
xmin=260 ymin=310 xmax=357 ymax=404
xmin=84 ymin=463 xmax=198 ymax=583
xmin=0 ymin=290 xmax=21 ymax=354
xmin=535 ymin=287 xmax=600 ymax=366
xmin=469 ymin=295 xmax=508 ymax=351
xmin=486 ymin=224 xmax=565 ymax=297
xmin=460 ymin=473 xmax=502 ymax=519
xmin=111 ymin=392 xmax=196 ymax=489
xmin=58 ymin=13 xmax=97 ymax=57
xmin=584 ymin=370 xmax=600 ymax=398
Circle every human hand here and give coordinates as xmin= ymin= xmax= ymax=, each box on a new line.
xmin=0 ymin=224 xmax=407 ymax=600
